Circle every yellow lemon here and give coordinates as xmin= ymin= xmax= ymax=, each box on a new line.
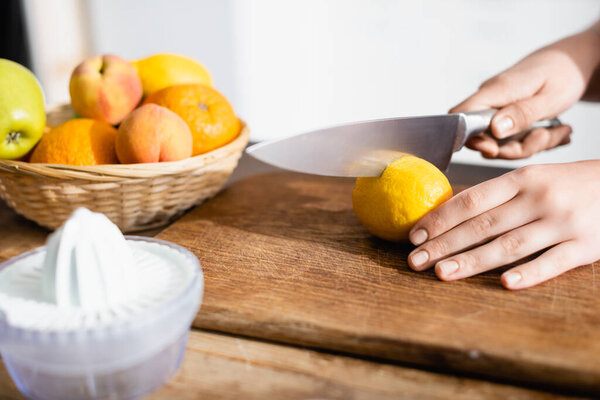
xmin=132 ymin=54 xmax=213 ymax=97
xmin=352 ymin=154 xmax=453 ymax=242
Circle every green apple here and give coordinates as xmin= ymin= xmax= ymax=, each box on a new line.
xmin=0 ymin=59 xmax=45 ymax=159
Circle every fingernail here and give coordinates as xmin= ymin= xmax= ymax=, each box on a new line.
xmin=410 ymin=229 xmax=428 ymax=245
xmin=410 ymin=251 xmax=429 ymax=268
xmin=437 ymin=260 xmax=459 ymax=276
xmin=503 ymin=271 xmax=522 ymax=287
xmin=495 ymin=117 xmax=514 ymax=137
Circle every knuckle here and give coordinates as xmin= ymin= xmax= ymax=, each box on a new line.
xmin=498 ymin=234 xmax=523 ymax=256
xmin=559 ymin=209 xmax=578 ymax=227
xmin=534 ymin=186 xmax=561 ymax=210
xmin=426 ymin=238 xmax=449 ymax=258
xmin=540 ymin=190 xmax=573 ymax=219
xmin=552 ymin=253 xmax=569 ymax=270
xmin=537 ymin=128 xmax=552 ymax=142
xmin=460 ymin=190 xmax=483 ymax=212
xmin=536 ymin=257 xmax=564 ymax=280
xmin=515 ymin=164 xmax=540 ymax=181
xmin=457 ymin=252 xmax=478 ymax=272
xmin=512 ymin=101 xmax=536 ymax=126
xmin=535 ymin=186 xmax=551 ymax=202
xmin=470 ymin=213 xmax=495 ymax=237
xmin=481 ymin=73 xmax=510 ymax=90
xmin=520 ymin=145 xmax=534 ymax=158
xmin=501 ymin=171 xmax=520 ymax=190
xmin=426 ymin=211 xmax=445 ymax=234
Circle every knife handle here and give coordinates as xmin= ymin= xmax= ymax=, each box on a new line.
xmin=460 ymin=109 xmax=563 ymax=149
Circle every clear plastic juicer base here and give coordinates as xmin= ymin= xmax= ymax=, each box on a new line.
xmin=5 ymin=331 xmax=188 ymax=400
xmin=0 ymin=236 xmax=203 ymax=400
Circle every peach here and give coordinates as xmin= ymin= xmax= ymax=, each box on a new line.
xmin=116 ymin=104 xmax=192 ymax=163
xmin=69 ymin=54 xmax=142 ymax=125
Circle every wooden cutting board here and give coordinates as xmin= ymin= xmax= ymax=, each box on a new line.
xmin=157 ymin=171 xmax=600 ymax=395
xmin=0 ymin=328 xmax=580 ymax=400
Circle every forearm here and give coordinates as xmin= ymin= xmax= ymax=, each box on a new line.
xmin=544 ymin=22 xmax=600 ymax=75
xmin=579 ymin=20 xmax=600 ymax=101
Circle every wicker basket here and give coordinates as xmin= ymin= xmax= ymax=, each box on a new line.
xmin=0 ymin=104 xmax=249 ymax=232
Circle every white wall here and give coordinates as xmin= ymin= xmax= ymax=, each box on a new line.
xmin=23 ymin=0 xmax=92 ymax=105
xmin=231 ymin=0 xmax=600 ymax=168
xmin=85 ymin=0 xmax=238 ymax=106
xmin=63 ymin=0 xmax=600 ymax=168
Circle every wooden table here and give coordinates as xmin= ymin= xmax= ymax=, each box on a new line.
xmin=0 ymin=157 xmax=592 ymax=399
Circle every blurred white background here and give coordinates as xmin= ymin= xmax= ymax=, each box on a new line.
xmin=23 ymin=0 xmax=600 ymax=168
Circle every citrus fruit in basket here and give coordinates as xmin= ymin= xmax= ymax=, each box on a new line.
xmin=143 ymin=84 xmax=240 ymax=156
xmin=0 ymin=58 xmax=46 ymax=160
xmin=116 ymin=104 xmax=193 ymax=163
xmin=133 ymin=54 xmax=213 ymax=97
xmin=69 ymin=54 xmax=143 ymax=125
xmin=352 ymin=154 xmax=453 ymax=242
xmin=30 ymin=119 xmax=118 ymax=166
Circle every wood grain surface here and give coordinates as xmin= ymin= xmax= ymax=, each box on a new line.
xmin=0 ymin=206 xmax=47 ymax=263
xmin=0 ymin=329 xmax=584 ymax=400
xmin=0 ymin=162 xmax=594 ymax=398
xmin=157 ymin=171 xmax=600 ymax=395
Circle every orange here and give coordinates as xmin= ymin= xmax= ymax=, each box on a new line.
xmin=143 ymin=84 xmax=240 ymax=155
xmin=30 ymin=119 xmax=118 ymax=165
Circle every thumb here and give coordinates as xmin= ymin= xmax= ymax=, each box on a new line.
xmin=490 ymin=95 xmax=552 ymax=139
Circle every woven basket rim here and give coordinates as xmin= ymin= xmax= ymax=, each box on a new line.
xmin=0 ymin=123 xmax=249 ymax=182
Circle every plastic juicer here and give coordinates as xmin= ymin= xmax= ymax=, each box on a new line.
xmin=0 ymin=209 xmax=203 ymax=400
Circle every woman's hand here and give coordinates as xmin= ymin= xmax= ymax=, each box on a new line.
xmin=407 ymin=160 xmax=600 ymax=289
xmin=451 ymin=24 xmax=600 ymax=159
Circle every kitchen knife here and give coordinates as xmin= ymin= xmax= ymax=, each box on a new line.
xmin=246 ymin=109 xmax=562 ymax=177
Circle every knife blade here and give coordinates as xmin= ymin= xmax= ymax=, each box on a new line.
xmin=246 ymin=110 xmax=562 ymax=177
